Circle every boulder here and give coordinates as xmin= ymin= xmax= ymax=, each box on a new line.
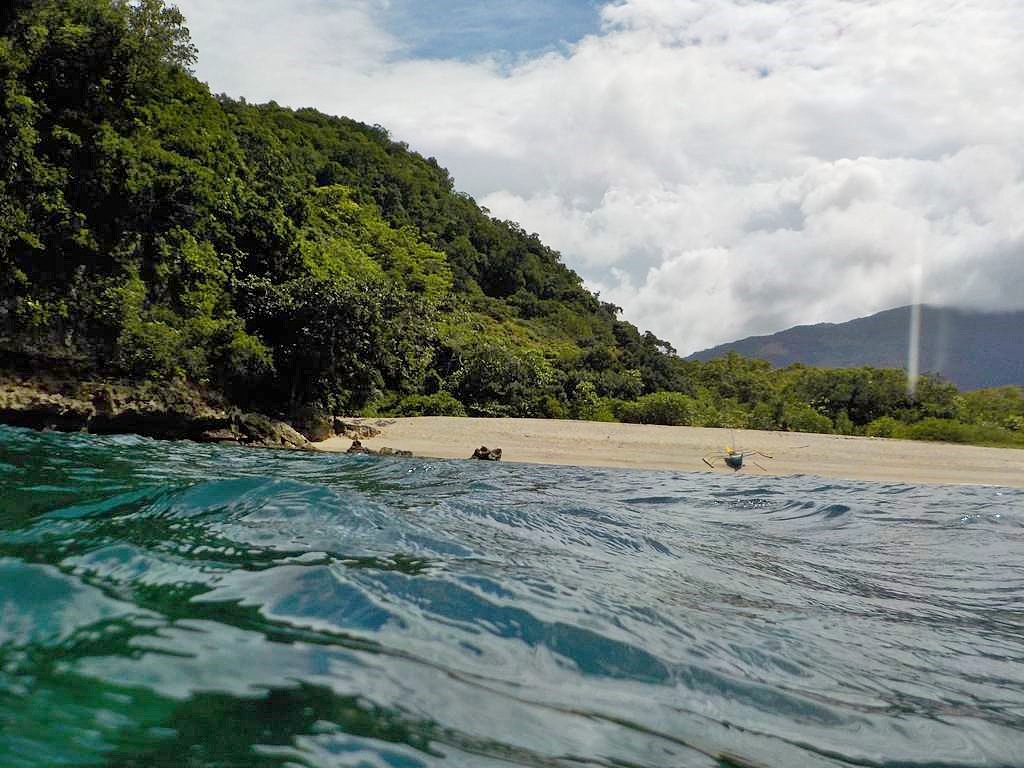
xmin=470 ymin=445 xmax=502 ymax=461
xmin=291 ymin=406 xmax=334 ymax=442
xmin=333 ymin=417 xmax=384 ymax=440
xmin=233 ymin=412 xmax=310 ymax=449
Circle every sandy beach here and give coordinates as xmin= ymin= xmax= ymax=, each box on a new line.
xmin=315 ymin=417 xmax=1024 ymax=488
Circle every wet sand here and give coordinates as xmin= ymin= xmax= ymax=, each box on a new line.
xmin=314 ymin=417 xmax=1024 ymax=488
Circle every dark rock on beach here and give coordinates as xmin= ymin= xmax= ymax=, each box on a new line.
xmin=378 ymin=446 xmax=413 ymax=457
xmin=471 ymin=445 xmax=502 ymax=461
xmin=0 ymin=372 xmax=310 ymax=450
xmin=334 ymin=417 xmax=388 ymax=440
xmin=291 ymin=406 xmax=335 ymax=442
xmin=346 ymin=440 xmax=412 ymax=457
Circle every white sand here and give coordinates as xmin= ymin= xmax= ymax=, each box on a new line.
xmin=314 ymin=417 xmax=1024 ymax=488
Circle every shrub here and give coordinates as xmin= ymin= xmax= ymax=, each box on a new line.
xmin=570 ymin=380 xmax=601 ymax=420
xmin=833 ymin=410 xmax=857 ymax=436
xmin=781 ymin=402 xmax=833 ymax=434
xmin=537 ymin=395 xmax=568 ymax=419
xmin=394 ymin=392 xmax=467 ymax=417
xmin=215 ymin=328 xmax=274 ymax=402
xmin=714 ymin=399 xmax=750 ymax=429
xmin=618 ymin=391 xmax=698 ymax=426
xmin=569 ymin=384 xmax=619 ymax=422
xmin=900 ymin=418 xmax=971 ymax=443
xmin=865 ymin=416 xmax=902 ymax=438
xmin=117 ymin=319 xmax=182 ymax=379
xmin=589 ymin=397 xmax=620 ymax=423
xmin=447 ymin=343 xmax=561 ymax=417
xmin=749 ymin=401 xmax=780 ymax=431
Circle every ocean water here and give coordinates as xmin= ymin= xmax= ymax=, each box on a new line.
xmin=1 ymin=426 xmax=1022 ymax=768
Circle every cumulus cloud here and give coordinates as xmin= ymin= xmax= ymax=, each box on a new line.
xmin=176 ymin=0 xmax=1024 ymax=354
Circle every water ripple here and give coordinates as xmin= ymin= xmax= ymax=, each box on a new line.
xmin=1 ymin=425 xmax=1023 ymax=766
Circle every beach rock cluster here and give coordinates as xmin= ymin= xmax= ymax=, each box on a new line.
xmin=471 ymin=445 xmax=502 ymax=461
xmin=333 ymin=417 xmax=389 ymax=441
xmin=346 ymin=439 xmax=411 ymax=457
xmin=0 ymin=374 xmax=310 ymax=450
xmin=1 ymin=373 xmax=501 ymax=461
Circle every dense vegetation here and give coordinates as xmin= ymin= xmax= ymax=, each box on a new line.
xmin=1 ymin=0 xmax=1021 ymax=447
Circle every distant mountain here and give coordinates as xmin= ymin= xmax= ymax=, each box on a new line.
xmin=688 ymin=306 xmax=1024 ymax=390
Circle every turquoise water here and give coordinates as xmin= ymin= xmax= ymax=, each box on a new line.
xmin=1 ymin=426 xmax=1022 ymax=767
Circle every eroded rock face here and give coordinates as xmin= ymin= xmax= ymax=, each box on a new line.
xmin=0 ymin=375 xmax=310 ymax=450
xmin=0 ymin=388 xmax=96 ymax=432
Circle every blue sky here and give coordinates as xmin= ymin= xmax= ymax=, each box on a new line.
xmin=176 ymin=0 xmax=1024 ymax=354
xmin=385 ymin=0 xmax=604 ymax=61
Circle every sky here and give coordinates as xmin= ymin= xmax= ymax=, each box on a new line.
xmin=174 ymin=0 xmax=1024 ymax=355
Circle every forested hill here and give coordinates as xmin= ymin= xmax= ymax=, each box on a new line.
xmin=688 ymin=306 xmax=1024 ymax=391
xmin=3 ymin=0 xmax=1022 ymax=447
xmin=0 ymin=0 xmax=685 ymax=419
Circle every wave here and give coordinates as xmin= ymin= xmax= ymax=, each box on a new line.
xmin=1 ymin=426 xmax=1022 ymax=766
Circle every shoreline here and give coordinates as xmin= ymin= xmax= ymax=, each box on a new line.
xmin=315 ymin=416 xmax=1024 ymax=488
xmin=3 ymin=367 xmax=1021 ymax=488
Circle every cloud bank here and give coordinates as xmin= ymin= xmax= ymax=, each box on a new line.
xmin=176 ymin=0 xmax=1024 ymax=354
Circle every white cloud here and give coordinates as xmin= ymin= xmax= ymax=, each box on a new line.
xmin=176 ymin=0 xmax=1024 ymax=354
xmin=176 ymin=0 xmax=398 ymax=100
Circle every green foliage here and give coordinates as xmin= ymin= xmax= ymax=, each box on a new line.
xmin=712 ymin=398 xmax=750 ymax=429
xmin=833 ymin=410 xmax=857 ymax=436
xmin=589 ymin=398 xmax=620 ymax=423
xmin=118 ymin=314 xmax=182 ymax=378
xmin=445 ymin=342 xmax=561 ymax=417
xmin=569 ymin=380 xmax=600 ymax=421
xmin=782 ymin=366 xmax=911 ymax=426
xmin=960 ymin=386 xmax=1024 ymax=428
xmin=895 ymin=418 xmax=1022 ymax=446
xmin=594 ymin=367 xmax=645 ymax=400
xmin=393 ymin=392 xmax=466 ymax=417
xmin=780 ymin=402 xmax=833 ymax=434
xmin=298 ymin=185 xmax=451 ymax=299
xmin=618 ymin=392 xmax=700 ymax=427
xmin=240 ymin=275 xmax=438 ymax=414
xmin=865 ymin=416 xmax=902 ymax=438
xmin=900 ymin=418 xmax=973 ymax=443
xmin=213 ymin=326 xmax=274 ymax=401
xmin=119 ymin=0 xmax=197 ymax=73
xmin=689 ymin=353 xmax=773 ymax=405
xmin=910 ymin=375 xmax=963 ymax=421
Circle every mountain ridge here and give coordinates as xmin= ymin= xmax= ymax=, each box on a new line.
xmin=688 ymin=305 xmax=1024 ymax=390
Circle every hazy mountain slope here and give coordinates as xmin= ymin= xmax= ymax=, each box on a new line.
xmin=688 ymin=306 xmax=1024 ymax=390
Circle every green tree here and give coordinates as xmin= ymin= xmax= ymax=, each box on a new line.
xmin=618 ymin=392 xmax=700 ymax=426
xmin=241 ymin=276 xmax=417 ymax=413
xmin=780 ymin=401 xmax=833 ymax=434
xmin=445 ymin=342 xmax=561 ymax=417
